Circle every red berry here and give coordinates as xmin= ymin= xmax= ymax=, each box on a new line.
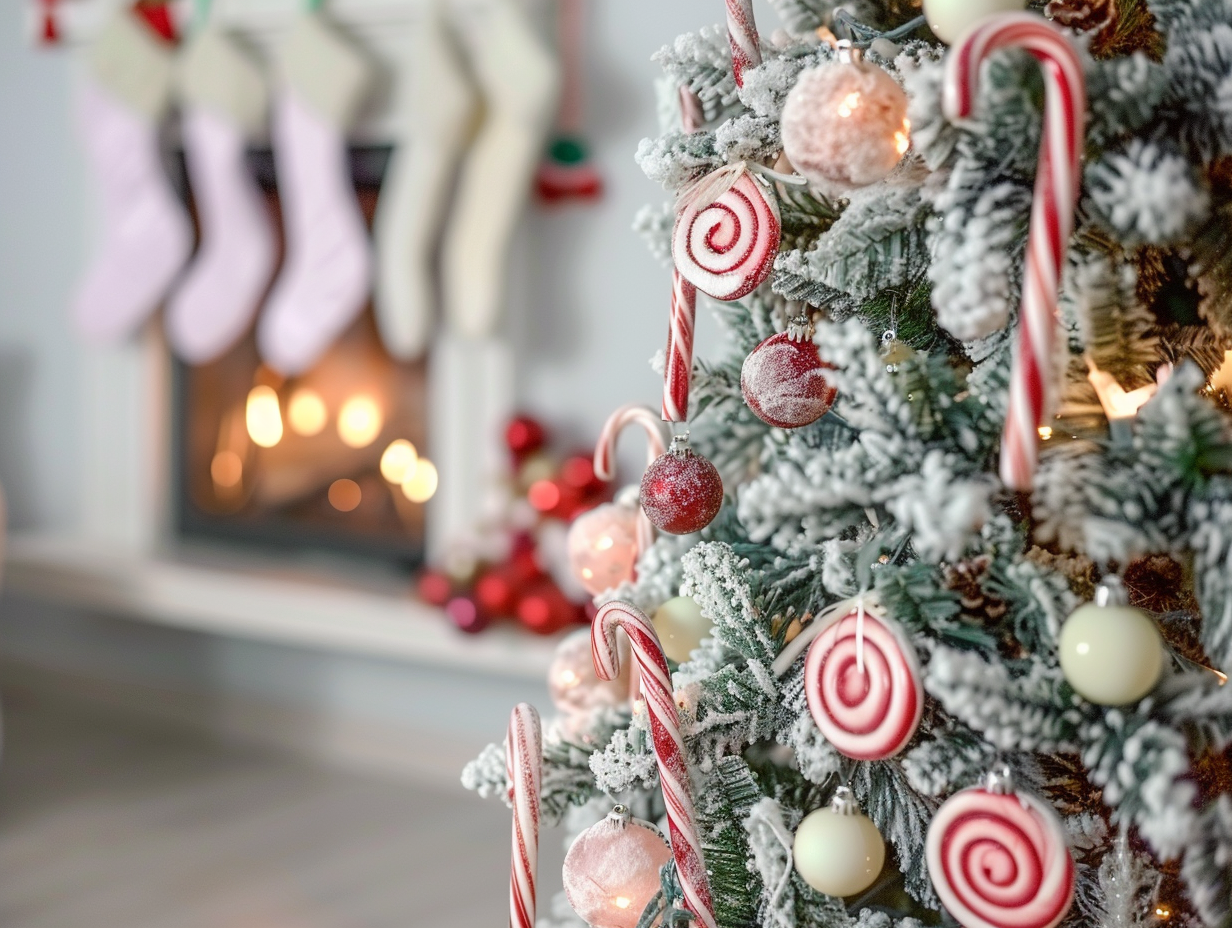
xmin=741 ymin=328 xmax=837 ymax=429
xmin=640 ymin=436 xmax=723 ymax=535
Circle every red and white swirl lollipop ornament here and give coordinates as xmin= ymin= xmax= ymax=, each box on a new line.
xmin=801 ymin=596 xmax=924 ymax=761
xmin=641 ymin=433 xmax=725 ymax=535
xmin=742 ymin=314 xmax=839 ymax=429
xmin=943 ymin=14 xmax=1086 ymax=491
xmin=591 ymin=601 xmax=718 ymax=928
xmin=506 ymin=703 xmax=542 ymax=928
xmin=672 ymin=163 xmax=782 ymax=303
xmin=926 ymin=766 xmax=1075 ymax=928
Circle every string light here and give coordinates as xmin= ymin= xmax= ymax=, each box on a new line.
xmin=246 ymin=385 xmax=283 ymax=448
xmin=328 ymin=478 xmax=362 ymax=512
xmin=288 ymin=388 xmax=328 ymax=437
xmin=402 ymin=458 xmax=439 ymax=503
xmin=1039 ymin=426 xmax=1053 ymax=440
xmin=211 ymin=450 xmax=243 ymax=489
xmin=380 ymin=439 xmax=418 ymax=483
xmin=837 ymin=91 xmax=861 ymax=117
xmin=338 ymin=396 xmax=383 ymax=449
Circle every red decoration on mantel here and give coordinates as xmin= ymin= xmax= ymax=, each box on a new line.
xmin=37 ymin=0 xmax=60 ymax=44
xmin=134 ymin=1 xmax=178 ymax=43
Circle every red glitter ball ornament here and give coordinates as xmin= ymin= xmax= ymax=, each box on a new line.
xmin=505 ymin=415 xmax=546 ymax=458
xmin=640 ymin=434 xmax=724 ymax=535
xmin=741 ymin=317 xmax=837 ymax=429
xmin=446 ymin=595 xmax=489 ymax=634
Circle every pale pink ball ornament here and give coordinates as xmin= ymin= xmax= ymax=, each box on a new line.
xmin=780 ymin=43 xmax=911 ymax=198
xmin=567 ymin=501 xmax=640 ymax=596
xmin=563 ymin=805 xmax=672 ymax=928
xmin=548 ymin=629 xmax=632 ymax=717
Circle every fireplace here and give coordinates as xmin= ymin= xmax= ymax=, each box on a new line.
xmin=171 ymin=147 xmax=430 ymax=567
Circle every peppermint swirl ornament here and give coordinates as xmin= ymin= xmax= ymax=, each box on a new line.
xmin=804 ymin=600 xmax=923 ymax=760
xmin=672 ymin=164 xmax=781 ymax=302
xmin=926 ymin=769 xmax=1075 ymax=928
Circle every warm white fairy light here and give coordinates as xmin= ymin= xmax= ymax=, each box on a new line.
xmin=245 ymin=385 xmax=283 ymax=448
xmin=338 ymin=396 xmax=383 ymax=449
xmin=288 ymin=388 xmax=327 ymax=437
xmin=837 ymin=91 xmax=861 ymax=117
xmin=380 ymin=439 xmax=418 ymax=483
xmin=402 ymin=458 xmax=439 ymax=503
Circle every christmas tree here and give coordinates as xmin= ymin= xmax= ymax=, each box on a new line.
xmin=465 ymin=2 xmax=1232 ymax=926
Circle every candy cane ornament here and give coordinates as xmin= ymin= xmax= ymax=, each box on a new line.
xmin=506 ymin=703 xmax=542 ymax=928
xmin=926 ymin=767 xmax=1075 ymax=928
xmin=592 ymin=602 xmax=718 ymax=928
xmin=726 ymin=0 xmax=762 ymax=88
xmin=663 ymin=88 xmax=704 ymax=423
xmin=594 ymin=405 xmax=671 ymax=555
xmin=943 ymin=14 xmax=1086 ymax=491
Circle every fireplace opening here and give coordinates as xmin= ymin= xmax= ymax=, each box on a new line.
xmin=171 ymin=146 xmax=429 ymax=567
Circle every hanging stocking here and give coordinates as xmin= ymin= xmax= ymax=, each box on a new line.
xmin=166 ymin=26 xmax=277 ymax=364
xmin=372 ymin=2 xmax=476 ymax=361
xmin=534 ymin=0 xmax=603 ymax=203
xmin=256 ymin=10 xmax=375 ymax=376
xmin=441 ymin=0 xmax=560 ymax=339
xmin=72 ymin=8 xmax=192 ymax=343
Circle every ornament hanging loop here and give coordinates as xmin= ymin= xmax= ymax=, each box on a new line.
xmin=983 ymin=762 xmax=1016 ymax=796
xmin=1095 ymin=575 xmax=1129 ymax=608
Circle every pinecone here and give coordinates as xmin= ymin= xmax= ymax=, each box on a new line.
xmin=1045 ymin=0 xmax=1116 ymax=32
xmin=942 ymin=556 xmax=1008 ymax=621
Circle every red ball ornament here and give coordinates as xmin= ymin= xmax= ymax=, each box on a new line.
xmin=475 ymin=568 xmax=520 ymax=616
xmin=640 ymin=434 xmax=723 ymax=535
xmin=446 ymin=595 xmax=489 ymax=634
xmin=741 ymin=316 xmax=838 ymax=429
xmin=505 ymin=415 xmax=547 ymax=458
xmin=517 ymin=581 xmax=575 ymax=635
xmin=417 ymin=570 xmax=453 ymax=607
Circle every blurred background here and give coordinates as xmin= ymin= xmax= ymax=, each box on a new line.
xmin=0 ymin=0 xmax=770 ymax=925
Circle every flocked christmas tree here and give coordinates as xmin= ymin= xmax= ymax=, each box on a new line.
xmin=465 ymin=1 xmax=1232 ymax=926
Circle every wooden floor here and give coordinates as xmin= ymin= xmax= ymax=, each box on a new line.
xmin=0 ymin=681 xmax=562 ymax=928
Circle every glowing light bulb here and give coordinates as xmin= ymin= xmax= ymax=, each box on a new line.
xmin=895 ymin=118 xmax=911 ymax=155
xmin=1038 ymin=426 xmax=1053 ymax=441
xmin=211 ymin=450 xmax=243 ymax=489
xmin=288 ymin=388 xmax=328 ymax=437
xmin=402 ymin=458 xmax=439 ymax=503
xmin=328 ymin=478 xmax=362 ymax=512
xmin=557 ymin=669 xmax=579 ymax=689
xmin=837 ymin=91 xmax=861 ymax=118
xmin=338 ymin=396 xmax=383 ymax=449
xmin=614 ymin=897 xmax=632 ymax=910
xmin=246 ymin=385 xmax=283 ymax=448
xmin=380 ymin=439 xmax=418 ymax=484
xmin=596 ymin=534 xmax=615 ymax=551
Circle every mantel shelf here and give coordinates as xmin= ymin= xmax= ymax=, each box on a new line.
xmin=3 ymin=534 xmax=559 ymax=682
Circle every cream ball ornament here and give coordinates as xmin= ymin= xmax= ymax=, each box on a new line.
xmin=1059 ymin=577 xmax=1165 ymax=706
xmin=652 ymin=595 xmax=713 ymax=663
xmin=922 ymin=0 xmax=1028 ymax=44
xmin=563 ymin=805 xmax=672 ymax=928
xmin=793 ymin=787 xmax=886 ymax=897
xmin=780 ymin=43 xmax=911 ymax=198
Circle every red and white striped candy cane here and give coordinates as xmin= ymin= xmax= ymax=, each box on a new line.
xmin=663 ymin=88 xmax=703 ymax=424
xmin=594 ymin=405 xmax=670 ymax=554
xmin=591 ymin=602 xmax=717 ymax=928
xmin=726 ymin=0 xmax=761 ymax=88
xmin=506 ymin=703 xmax=542 ymax=928
xmin=944 ymin=13 xmax=1086 ymax=491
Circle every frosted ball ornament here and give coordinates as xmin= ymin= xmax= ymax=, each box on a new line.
xmin=793 ymin=787 xmax=886 ymax=897
xmin=567 ymin=501 xmax=640 ymax=596
xmin=923 ymin=0 xmax=1028 ymax=44
xmin=640 ymin=433 xmax=724 ymax=535
xmin=548 ymin=628 xmax=631 ymax=716
xmin=562 ymin=805 xmax=672 ymax=928
xmin=1059 ymin=576 xmax=1164 ymax=706
xmin=652 ymin=595 xmax=713 ymax=663
xmin=780 ymin=42 xmax=911 ymax=198
xmin=741 ymin=315 xmax=838 ymax=429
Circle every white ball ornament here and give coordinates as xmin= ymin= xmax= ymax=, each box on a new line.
xmin=651 ymin=595 xmax=713 ymax=663
xmin=793 ymin=787 xmax=886 ymax=897
xmin=780 ymin=43 xmax=911 ymax=198
xmin=1058 ymin=577 xmax=1164 ymax=706
xmin=922 ymin=0 xmax=1028 ymax=44
xmin=563 ymin=805 xmax=672 ymax=928
xmin=548 ymin=629 xmax=632 ymax=717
